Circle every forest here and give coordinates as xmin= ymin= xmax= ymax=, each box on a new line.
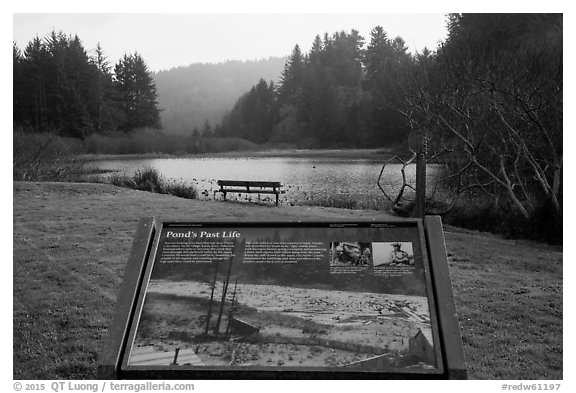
xmin=155 ymin=57 xmax=286 ymax=134
xmin=11 ymin=25 xmax=410 ymax=148
xmin=12 ymin=14 xmax=562 ymax=241
xmin=216 ymin=14 xmax=562 ymax=159
xmin=217 ymin=14 xmax=562 ymax=241
xmin=216 ymin=29 xmax=410 ymax=148
xmin=13 ymin=31 xmax=161 ymax=137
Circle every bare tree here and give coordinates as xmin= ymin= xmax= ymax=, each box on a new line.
xmin=382 ymin=14 xmax=562 ymax=220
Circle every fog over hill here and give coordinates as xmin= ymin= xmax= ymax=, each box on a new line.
xmin=154 ymin=57 xmax=286 ymax=135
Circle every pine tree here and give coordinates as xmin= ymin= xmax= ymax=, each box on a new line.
xmin=362 ymin=26 xmax=412 ymax=145
xmin=14 ymin=32 xmax=162 ymax=136
xmin=277 ymin=45 xmax=304 ymax=104
xmin=202 ymin=120 xmax=213 ymax=137
xmin=21 ymin=36 xmax=50 ymax=131
xmin=91 ymin=43 xmax=120 ymax=131
xmin=218 ymin=79 xmax=276 ymax=143
xmin=308 ymin=35 xmax=323 ymax=65
xmin=93 ymin=43 xmax=109 ymax=130
xmin=13 ymin=42 xmax=25 ymax=125
xmin=114 ymin=52 xmax=161 ymax=131
xmin=62 ymin=34 xmax=94 ymax=137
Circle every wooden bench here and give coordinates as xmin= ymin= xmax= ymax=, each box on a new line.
xmin=214 ymin=180 xmax=285 ymax=206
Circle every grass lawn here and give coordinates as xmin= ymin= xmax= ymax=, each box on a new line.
xmin=12 ymin=182 xmax=562 ymax=379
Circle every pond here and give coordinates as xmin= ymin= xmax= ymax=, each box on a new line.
xmin=95 ymin=156 xmax=438 ymax=210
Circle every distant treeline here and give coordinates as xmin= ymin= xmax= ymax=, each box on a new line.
xmin=78 ymin=129 xmax=257 ymax=155
xmin=13 ymin=31 xmax=161 ymax=137
xmin=14 ymin=128 xmax=258 ymax=157
xmin=215 ymin=29 xmax=411 ymax=148
xmin=154 ymin=58 xmax=286 ymax=134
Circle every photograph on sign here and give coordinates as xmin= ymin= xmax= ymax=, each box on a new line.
xmin=329 ymin=242 xmax=372 ymax=273
xmin=124 ymin=223 xmax=442 ymax=373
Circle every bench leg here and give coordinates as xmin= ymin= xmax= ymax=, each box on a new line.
xmin=275 ymin=193 xmax=279 ymax=206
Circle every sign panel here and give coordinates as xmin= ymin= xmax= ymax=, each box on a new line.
xmin=120 ymin=221 xmax=444 ymax=376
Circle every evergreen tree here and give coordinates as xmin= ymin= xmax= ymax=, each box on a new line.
xmin=277 ymin=45 xmax=305 ymax=104
xmin=14 ymin=31 xmax=161 ymax=136
xmin=114 ymin=52 xmax=161 ymax=131
xmin=20 ymin=36 xmax=50 ymax=130
xmin=219 ymin=79 xmax=277 ymax=143
xmin=13 ymin=42 xmax=25 ymax=125
xmin=362 ymin=26 xmax=412 ymax=145
xmin=61 ymin=34 xmax=95 ymax=137
xmin=308 ymin=35 xmax=323 ymax=65
xmin=298 ymin=30 xmax=366 ymax=146
xmin=91 ymin=43 xmax=120 ymax=131
xmin=330 ymin=30 xmax=364 ymax=87
xmin=14 ymin=31 xmax=110 ymax=136
xmin=221 ymin=28 xmax=400 ymax=148
xmin=202 ymin=120 xmax=214 ymax=138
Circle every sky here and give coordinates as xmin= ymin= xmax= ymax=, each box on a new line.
xmin=13 ymin=13 xmax=449 ymax=72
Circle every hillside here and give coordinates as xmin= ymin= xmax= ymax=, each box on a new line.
xmin=154 ymin=57 xmax=286 ymax=134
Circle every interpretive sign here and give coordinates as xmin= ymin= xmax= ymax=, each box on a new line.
xmin=98 ymin=217 xmax=467 ymax=379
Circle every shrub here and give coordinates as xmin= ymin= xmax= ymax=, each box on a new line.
xmin=165 ymin=181 xmax=198 ymax=199
xmin=109 ymin=167 xmax=197 ymax=200
xmin=108 ymin=172 xmax=132 ymax=187
xmin=132 ymin=167 xmax=163 ymax=192
xmin=442 ymin=196 xmax=562 ymax=245
xmin=13 ymin=131 xmax=89 ymax=181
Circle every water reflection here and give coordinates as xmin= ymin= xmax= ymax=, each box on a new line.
xmin=96 ymin=156 xmax=436 ymax=210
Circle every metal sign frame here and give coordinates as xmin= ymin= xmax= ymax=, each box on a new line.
xmin=98 ymin=216 xmax=466 ymax=379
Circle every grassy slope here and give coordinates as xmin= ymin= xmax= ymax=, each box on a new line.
xmin=12 ymin=182 xmax=562 ymax=379
xmin=444 ymin=228 xmax=563 ymax=379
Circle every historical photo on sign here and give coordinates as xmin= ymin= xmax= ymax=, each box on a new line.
xmin=373 ymin=242 xmax=415 ymax=266
xmin=372 ymin=242 xmax=415 ymax=279
xmin=125 ymin=225 xmax=439 ymax=372
xmin=329 ymin=242 xmax=372 ymax=273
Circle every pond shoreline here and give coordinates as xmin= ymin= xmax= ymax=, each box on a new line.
xmin=81 ymin=148 xmax=399 ymax=162
xmin=85 ymin=150 xmax=417 ymax=212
